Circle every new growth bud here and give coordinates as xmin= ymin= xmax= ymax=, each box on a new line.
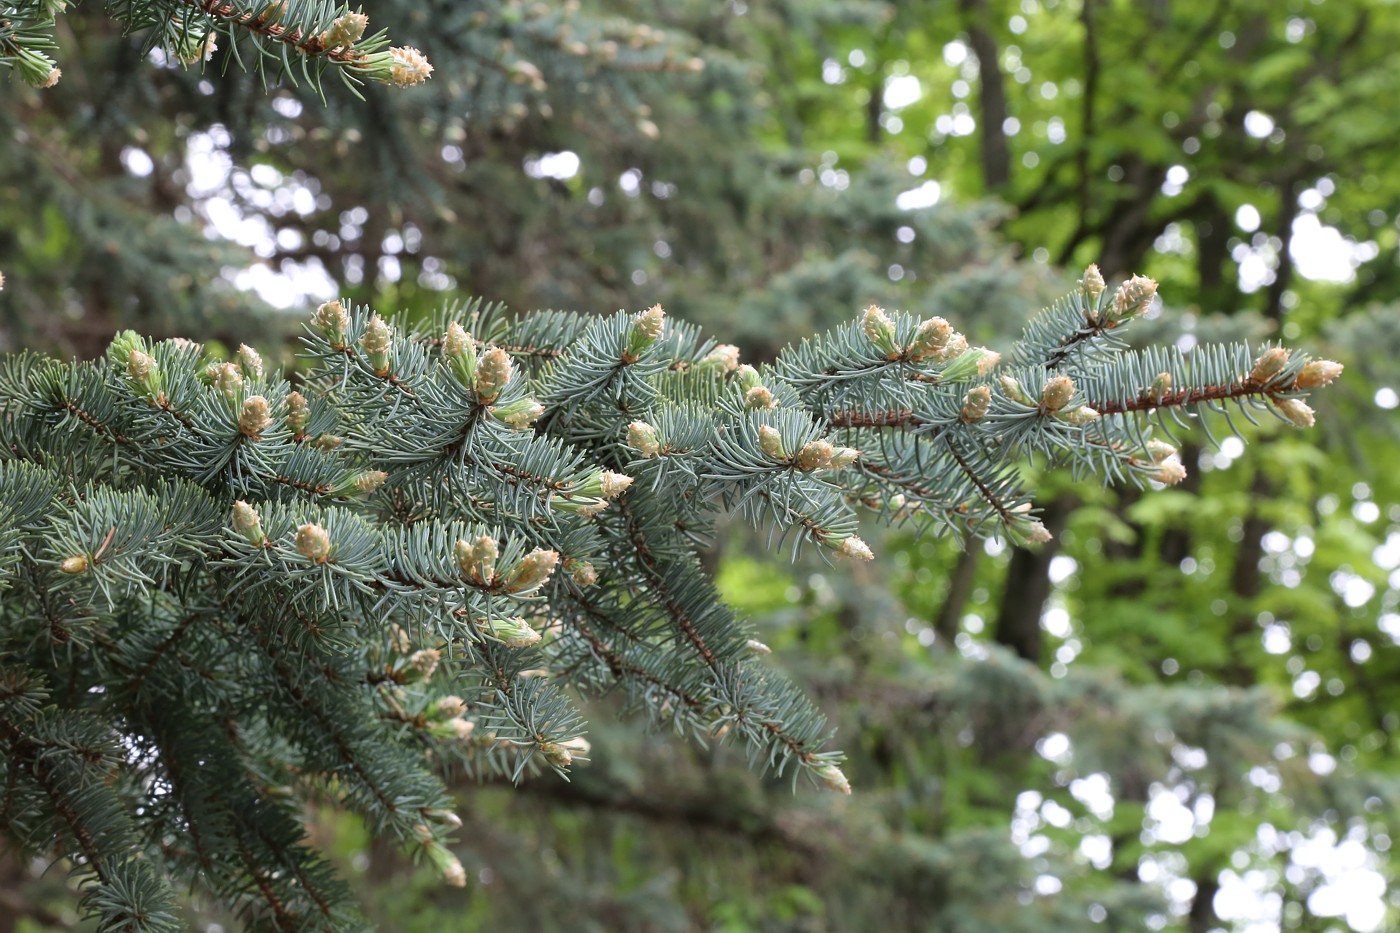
xmin=504 ymin=548 xmax=560 ymax=594
xmin=209 ymin=362 xmax=243 ymax=402
xmin=286 ymin=391 xmax=309 ymax=436
xmin=796 ymin=439 xmax=834 ymax=471
xmin=60 ymin=555 xmax=89 ymax=574
xmin=232 ymin=501 xmax=266 ymax=546
xmin=758 ymin=425 xmax=786 ymax=459
xmin=1080 ymin=264 xmax=1105 ymax=304
xmin=474 ymin=347 xmax=513 ymax=404
xmin=361 ymin=314 xmax=393 ymax=375
xmin=295 ymin=523 xmax=332 ymax=563
xmin=493 ymin=398 xmax=544 ymax=430
xmin=745 ymin=639 xmax=772 ymax=656
xmin=313 ymin=300 xmax=348 ymax=345
xmin=861 ymin=305 xmax=899 ymax=356
xmin=1273 ymin=397 xmax=1315 ymax=428
xmin=1250 ymin=347 xmax=1290 ymax=385
xmin=388 ymin=47 xmax=434 ymax=87
xmin=238 ymin=396 xmax=271 ymax=438
xmin=443 ymin=322 xmax=478 ymax=386
xmin=836 ymin=536 xmax=873 ymax=561
xmin=1060 ymin=406 xmax=1100 ymax=426
xmin=1294 ymin=360 xmax=1344 ymax=389
xmin=813 ymin=762 xmax=851 ymax=795
xmin=456 ymin=535 xmax=498 ymax=585
xmin=1150 ymin=372 xmax=1173 ymax=405
xmin=353 ymin=470 xmax=387 ymax=495
xmin=906 ymin=317 xmax=953 ymax=361
xmin=828 ymin=446 xmax=861 ymax=469
xmin=745 ymin=386 xmax=777 ymax=410
xmin=1000 ymin=374 xmax=1033 ymax=406
xmin=406 ymin=648 xmax=441 ymax=682
xmin=1040 ymin=375 xmax=1075 ymax=412
xmin=698 ymin=344 xmax=741 ymax=373
xmin=319 ymin=11 xmax=368 ymax=49
xmin=626 ymin=304 xmax=666 ymax=357
xmin=567 ymin=560 xmax=598 ymax=587
xmin=1109 ymin=275 xmax=1158 ymax=323
xmin=961 ymin=386 xmax=992 ymax=423
xmin=628 ymin=421 xmax=662 ymax=457
xmin=493 ymin=617 xmax=541 ymax=648
xmin=236 ymin=344 xmax=264 ymax=380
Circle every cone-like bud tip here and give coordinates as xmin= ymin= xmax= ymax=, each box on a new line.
xmin=295 ymin=523 xmax=332 ymax=563
xmin=745 ymin=385 xmax=777 ymax=410
xmin=796 ymin=439 xmax=834 ymax=471
xmin=389 ymin=47 xmax=434 ymax=87
xmin=628 ymin=421 xmax=662 ymax=457
xmin=568 ymin=560 xmax=598 ymax=587
xmin=312 ymin=300 xmax=348 ymax=341
xmin=474 ymin=347 xmax=513 ymax=403
xmin=1040 ymin=375 xmax=1075 ymax=412
xmin=505 ymin=548 xmax=560 ymax=594
xmin=634 ymin=304 xmax=666 ymax=340
xmin=699 ymin=344 xmax=741 ymax=372
xmin=907 ymin=317 xmax=953 ymax=361
xmin=60 ymin=555 xmax=89 ymax=574
xmin=1250 ymin=347 xmax=1290 ymax=385
xmin=837 ymin=536 xmax=874 ymax=561
xmin=1081 ymin=264 xmax=1105 ymax=303
xmin=758 ymin=425 xmax=785 ymax=459
xmin=286 ymin=391 xmax=309 ymax=435
xmin=962 ymin=385 xmax=992 ymax=423
xmin=232 ymin=500 xmax=266 ymax=546
xmin=814 ymin=762 xmax=851 ymax=795
xmin=239 ymin=395 xmax=272 ymax=438
xmin=1295 ymin=360 xmax=1343 ymax=389
xmin=1110 ymin=274 xmax=1158 ymax=321
xmin=1274 ymin=397 xmax=1315 ymax=428
xmin=236 ymin=344 xmax=264 ymax=380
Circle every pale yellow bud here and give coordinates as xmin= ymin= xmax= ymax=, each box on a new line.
xmin=814 ymin=762 xmax=851 ymax=795
xmin=1080 ymin=264 xmax=1105 ymax=303
xmin=628 ymin=421 xmax=662 ymax=457
xmin=1040 ymin=375 xmax=1075 ymax=412
xmin=961 ymin=386 xmax=992 ymax=422
xmin=239 ymin=396 xmax=272 ymax=438
xmin=389 ymin=47 xmax=434 ymax=87
xmin=286 ymin=391 xmax=309 ymax=435
xmin=599 ymin=471 xmax=633 ymax=497
xmin=796 ymin=439 xmax=834 ymax=471
xmin=232 ymin=500 xmax=266 ymax=546
xmin=1060 ymin=406 xmax=1100 ymax=425
xmin=745 ymin=639 xmax=772 ymax=656
xmin=295 ymin=523 xmax=332 ymax=563
xmin=700 ymin=344 xmax=741 ymax=372
xmin=1250 ymin=347 xmax=1290 ymax=384
xmin=504 ymin=548 xmax=560 ymax=594
xmin=1294 ymin=360 xmax=1343 ymax=389
xmin=236 ymin=344 xmax=264 ymax=380
xmin=837 ymin=536 xmax=873 ymax=561
xmin=312 ymin=299 xmax=348 ymax=341
xmin=568 ymin=560 xmax=598 ymax=587
xmin=1152 ymin=458 xmax=1187 ymax=485
xmin=1273 ymin=397 xmax=1315 ymax=427
xmin=635 ymin=304 xmax=666 ymax=340
xmin=744 ymin=386 xmax=777 ymax=410
xmin=474 ymin=347 xmax=513 ymax=403
xmin=60 ymin=555 xmax=88 ymax=574
xmin=1110 ymin=274 xmax=1158 ymax=321
xmin=907 ymin=316 xmax=952 ymax=361
xmin=758 ymin=425 xmax=785 ymax=459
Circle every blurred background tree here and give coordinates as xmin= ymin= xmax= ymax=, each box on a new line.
xmin=2 ymin=0 xmax=1397 ymax=931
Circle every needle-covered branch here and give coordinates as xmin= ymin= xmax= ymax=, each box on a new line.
xmin=0 ymin=269 xmax=1339 ymax=929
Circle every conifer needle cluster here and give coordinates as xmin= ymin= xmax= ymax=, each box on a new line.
xmin=0 ymin=275 xmax=1339 ymax=929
